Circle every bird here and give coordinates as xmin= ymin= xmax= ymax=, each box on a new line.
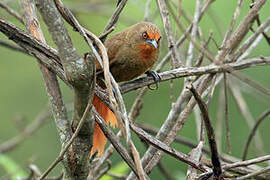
xmin=91 ymin=22 xmax=161 ymax=156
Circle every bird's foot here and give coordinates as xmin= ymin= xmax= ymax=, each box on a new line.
xmin=145 ymin=70 xmax=161 ymax=90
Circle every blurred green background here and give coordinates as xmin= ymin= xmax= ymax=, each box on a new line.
xmin=0 ymin=0 xmax=270 ymax=179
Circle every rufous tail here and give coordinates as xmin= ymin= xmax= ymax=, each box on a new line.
xmin=91 ymin=95 xmax=118 ymax=156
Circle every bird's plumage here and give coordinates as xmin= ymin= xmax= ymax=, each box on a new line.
xmin=92 ymin=22 xmax=161 ymax=156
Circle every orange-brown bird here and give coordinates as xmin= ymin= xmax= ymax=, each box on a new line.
xmin=91 ymin=22 xmax=161 ymax=156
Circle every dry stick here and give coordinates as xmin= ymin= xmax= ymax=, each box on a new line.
xmin=53 ymin=0 xmax=104 ymax=69
xmin=184 ymin=0 xmax=202 ymax=135
xmin=156 ymin=0 xmax=214 ymax=71
xmin=0 ymin=2 xmax=24 ymax=23
xmin=229 ymin=79 xmax=265 ymax=156
xmin=92 ymin=109 xmax=139 ymax=178
xmin=121 ymin=56 xmax=270 ymax=93
xmin=101 ymin=0 xmax=128 ymax=41
xmin=251 ymin=0 xmax=270 ymax=46
xmin=167 ymin=2 xmax=216 ymax=62
xmin=168 ymin=0 xmax=270 ymax=100
xmin=38 ymin=101 xmax=93 ymax=180
xmin=242 ymin=109 xmax=270 ymax=160
xmin=129 ymin=123 xmax=209 ymax=173
xmin=186 ymin=141 xmax=204 ymax=180
xmin=187 ymin=84 xmax=222 ymax=179
xmin=138 ymin=123 xmax=270 ymax=179
xmin=216 ymin=0 xmax=266 ymax=63
xmin=194 ymin=31 xmax=213 ymax=67
xmin=92 ymin=160 xmax=112 ymax=180
xmin=165 ymin=0 xmax=270 ymax=99
xmin=222 ymin=0 xmax=244 ymax=49
xmin=224 ymin=155 xmax=270 ymax=171
xmin=156 ymin=0 xmax=182 ymax=68
xmin=235 ymin=166 xmax=270 ymax=180
xmin=19 ymin=2 xmax=72 ymax=176
xmin=231 ymin=18 xmax=270 ymax=62
xmin=223 ymin=73 xmax=231 ymax=154
xmin=186 ymin=0 xmax=201 ymax=68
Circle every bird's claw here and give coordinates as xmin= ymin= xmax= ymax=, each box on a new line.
xmin=146 ymin=70 xmax=161 ymax=90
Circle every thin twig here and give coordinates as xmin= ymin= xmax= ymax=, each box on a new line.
xmin=223 ymin=73 xmax=231 ymax=154
xmin=187 ymin=84 xmax=222 ymax=179
xmin=38 ymin=101 xmax=93 ymax=180
xmin=0 ymin=2 xmax=24 ymax=23
xmin=235 ymin=166 xmax=270 ymax=180
xmin=156 ymin=0 xmax=182 ymax=68
xmin=130 ymin=123 xmax=209 ymax=173
xmin=92 ymin=109 xmax=139 ymax=178
xmin=186 ymin=141 xmax=204 ymax=180
xmin=120 ymin=56 xmax=270 ymax=93
xmin=242 ymin=109 xmax=270 ymax=160
xmin=101 ymin=0 xmax=128 ymax=41
xmin=223 ymin=155 xmax=270 ymax=170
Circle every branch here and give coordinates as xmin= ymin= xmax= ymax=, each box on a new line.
xmin=156 ymin=0 xmax=182 ymax=68
xmin=35 ymin=0 xmax=95 ymax=179
xmin=242 ymin=109 xmax=270 ymax=160
xmin=20 ymin=0 xmax=71 ymax=150
xmin=130 ymin=123 xmax=209 ymax=173
xmin=120 ymin=56 xmax=270 ymax=93
xmin=235 ymin=166 xmax=270 ymax=180
xmin=187 ymin=84 xmax=222 ymax=179
xmin=39 ymin=101 xmax=93 ymax=180
xmin=223 ymin=155 xmax=270 ymax=171
xmin=0 ymin=2 xmax=24 ymax=23
xmin=93 ymin=109 xmax=139 ymax=178
xmin=215 ymin=0 xmax=266 ymax=62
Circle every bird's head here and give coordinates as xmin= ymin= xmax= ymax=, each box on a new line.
xmin=127 ymin=22 xmax=161 ymax=61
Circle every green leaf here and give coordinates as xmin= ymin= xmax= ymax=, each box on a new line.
xmin=0 ymin=154 xmax=27 ymax=180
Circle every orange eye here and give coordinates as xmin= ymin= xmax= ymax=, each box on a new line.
xmin=142 ymin=32 xmax=148 ymax=39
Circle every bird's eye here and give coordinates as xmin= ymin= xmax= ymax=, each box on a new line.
xmin=142 ymin=32 xmax=148 ymax=39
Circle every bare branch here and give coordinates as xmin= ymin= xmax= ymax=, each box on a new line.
xmin=130 ymin=123 xmax=209 ymax=173
xmin=156 ymin=0 xmax=182 ymax=68
xmin=235 ymin=166 xmax=270 ymax=180
xmin=242 ymin=109 xmax=270 ymax=160
xmin=121 ymin=56 xmax=270 ymax=93
xmin=187 ymin=84 xmax=222 ymax=179
xmin=0 ymin=2 xmax=24 ymax=23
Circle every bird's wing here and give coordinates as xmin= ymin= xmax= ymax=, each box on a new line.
xmin=96 ymin=31 xmax=127 ymax=73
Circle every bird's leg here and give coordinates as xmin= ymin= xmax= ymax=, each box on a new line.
xmin=145 ymin=70 xmax=161 ymax=90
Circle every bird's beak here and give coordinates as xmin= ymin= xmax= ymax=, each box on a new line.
xmin=146 ymin=39 xmax=158 ymax=49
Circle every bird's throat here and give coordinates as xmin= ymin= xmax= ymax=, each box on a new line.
xmin=138 ymin=43 xmax=156 ymax=61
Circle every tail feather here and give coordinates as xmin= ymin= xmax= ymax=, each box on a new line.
xmin=91 ymin=95 xmax=117 ymax=156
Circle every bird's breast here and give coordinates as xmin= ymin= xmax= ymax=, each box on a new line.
xmin=138 ymin=43 xmax=157 ymax=62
